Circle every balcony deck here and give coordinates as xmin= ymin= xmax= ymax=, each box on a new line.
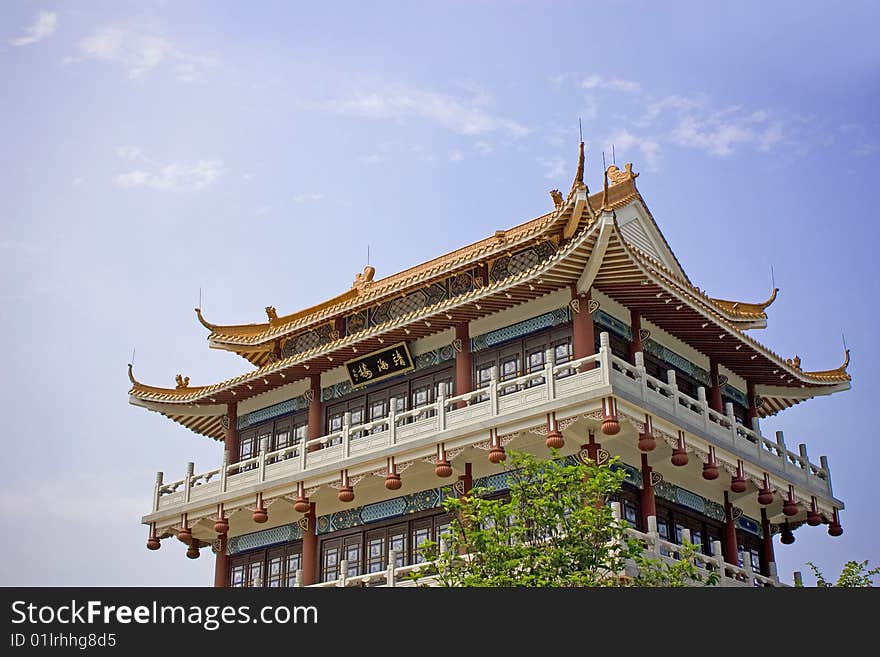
xmin=145 ymin=333 xmax=840 ymax=532
xmin=299 ymin=507 xmax=781 ymax=588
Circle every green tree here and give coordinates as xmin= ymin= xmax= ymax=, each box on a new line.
xmin=409 ymin=449 xmax=717 ymax=587
xmin=807 ymin=560 xmax=880 ymax=587
xmin=632 ymin=540 xmax=719 ymax=587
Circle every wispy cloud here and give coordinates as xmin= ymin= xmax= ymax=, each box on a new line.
xmin=304 ymin=84 xmax=529 ymax=138
xmin=551 ymin=71 xmax=642 ymax=94
xmin=9 ymin=11 xmax=57 ymax=46
xmin=449 ymin=150 xmax=463 ymax=163
xmin=537 ymin=156 xmax=566 ymax=180
xmin=838 ymin=123 xmax=877 ymax=157
xmin=670 ymin=115 xmax=752 ymax=157
xmin=293 ymin=192 xmax=324 ymax=203
xmin=602 ymin=130 xmax=661 ymax=171
xmin=551 ymin=74 xmax=820 ymax=166
xmin=661 ymin=104 xmax=786 ymax=157
xmin=74 ymin=28 xmax=216 ymax=81
xmin=114 ymin=148 xmax=222 ymax=191
xmin=474 ymin=141 xmax=493 ymax=156
xmin=582 ymin=74 xmax=641 ymax=93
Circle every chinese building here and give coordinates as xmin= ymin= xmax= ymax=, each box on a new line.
xmin=130 ymin=144 xmax=850 ymax=587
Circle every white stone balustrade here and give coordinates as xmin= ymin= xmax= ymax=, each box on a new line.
xmin=294 ymin=512 xmax=781 ymax=589
xmin=147 ymin=333 xmax=838 ymax=526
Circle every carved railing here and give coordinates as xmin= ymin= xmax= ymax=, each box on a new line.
xmin=151 ymin=332 xmax=835 ymax=515
xmin=297 ymin=506 xmax=780 ymax=588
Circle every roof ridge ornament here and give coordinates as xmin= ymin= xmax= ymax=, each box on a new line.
xmin=759 ymin=287 xmax=779 ymax=310
xmin=706 ymin=286 xmax=779 ymax=323
xmin=607 ymin=162 xmax=639 ymax=186
xmin=265 ymin=306 xmax=278 ymax=324
xmin=803 ymin=349 xmax=851 ymax=381
xmin=352 ymin=265 xmax=376 ymax=291
xmin=598 ymin=165 xmax=616 ymax=217
xmin=551 ymin=141 xmax=590 ymax=215
xmin=574 ymin=140 xmax=585 ymax=186
xmin=194 ymin=307 xmax=216 ymax=331
xmin=175 ymin=374 xmax=190 ymax=389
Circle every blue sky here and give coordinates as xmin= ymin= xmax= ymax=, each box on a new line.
xmin=1 ymin=1 xmax=877 ymax=586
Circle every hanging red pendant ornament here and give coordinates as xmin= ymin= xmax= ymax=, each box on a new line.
xmin=293 ymin=482 xmax=310 ymax=513
xmin=545 ymin=413 xmax=565 ymax=450
xmin=730 ymin=460 xmax=747 ymax=493
xmin=638 ymin=414 xmax=656 ymax=452
xmin=337 ymin=470 xmax=355 ymax=503
xmin=601 ymin=397 xmax=620 ymax=435
xmin=671 ymin=431 xmax=689 ymax=466
xmin=385 ymin=458 xmax=402 ymax=490
xmin=434 ymin=444 xmax=453 ymax=478
xmin=702 ymin=446 xmax=719 ymax=480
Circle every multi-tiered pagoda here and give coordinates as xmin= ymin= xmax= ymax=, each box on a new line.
xmin=130 ymin=144 xmax=850 ymax=587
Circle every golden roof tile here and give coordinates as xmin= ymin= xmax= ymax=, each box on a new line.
xmin=708 ymin=288 xmax=778 ymax=321
xmin=801 ymin=350 xmax=851 ymax=382
xmin=202 ymin=179 xmax=639 ymax=350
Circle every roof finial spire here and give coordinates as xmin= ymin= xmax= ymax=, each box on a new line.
xmin=599 ymin=160 xmax=611 ymax=212
xmin=574 ymin=140 xmax=585 ymax=185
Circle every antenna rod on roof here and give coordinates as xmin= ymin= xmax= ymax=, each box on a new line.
xmin=842 ymin=333 xmax=848 ymax=352
xmin=198 ymin=287 xmax=202 ymax=309
xmin=602 ymin=151 xmax=607 ymax=170
xmin=578 ymin=117 xmax=583 ymax=143
xmin=367 ymin=244 xmax=370 ymax=266
xmin=770 ymin=265 xmax=776 ymax=290
xmin=612 ymin=144 xmax=616 ymax=165
xmin=131 ymin=347 xmax=136 ymax=365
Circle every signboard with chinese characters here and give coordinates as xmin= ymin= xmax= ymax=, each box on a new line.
xmin=344 ymin=342 xmax=415 ymax=388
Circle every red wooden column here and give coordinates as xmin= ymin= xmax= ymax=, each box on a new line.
xmin=581 ymin=430 xmax=599 ymax=461
xmin=453 ymin=463 xmax=474 ymax=555
xmin=571 ymin=284 xmax=595 ymax=368
xmin=458 ymin=463 xmax=473 ymax=496
xmin=747 ymin=380 xmax=759 ymax=429
xmin=581 ymin=432 xmax=604 ymax=508
xmin=640 ymin=453 xmax=656 ymax=532
xmin=723 ymin=491 xmax=740 ymax=566
xmin=213 ymin=533 xmax=228 ymax=588
xmin=301 ymin=503 xmax=318 ymax=586
xmin=454 ymin=322 xmax=472 ymax=408
xmin=709 ymin=358 xmax=724 ymax=413
xmin=759 ymin=507 xmax=775 ymax=577
xmin=307 ymin=373 xmax=323 ymax=451
xmin=629 ymin=309 xmax=642 ymax=365
xmin=224 ymin=402 xmax=239 ymax=464
xmin=215 ymin=399 xmax=235 ymax=588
